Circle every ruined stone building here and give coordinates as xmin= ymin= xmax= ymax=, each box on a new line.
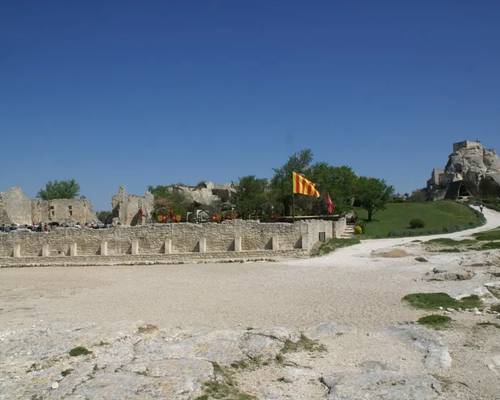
xmin=0 ymin=187 xmax=97 ymax=225
xmin=426 ymin=140 xmax=500 ymax=200
xmin=31 ymin=198 xmax=96 ymax=225
xmin=0 ymin=187 xmax=32 ymax=225
xmin=167 ymin=181 xmax=235 ymax=206
xmin=112 ymin=186 xmax=154 ymax=226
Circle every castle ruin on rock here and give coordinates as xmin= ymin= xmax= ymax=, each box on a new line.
xmin=426 ymin=140 xmax=500 ymax=200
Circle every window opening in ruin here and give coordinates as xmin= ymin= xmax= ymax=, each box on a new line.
xmin=319 ymin=232 xmax=326 ymax=242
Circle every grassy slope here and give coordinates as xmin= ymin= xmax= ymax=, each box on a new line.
xmin=355 ymin=201 xmax=484 ymax=238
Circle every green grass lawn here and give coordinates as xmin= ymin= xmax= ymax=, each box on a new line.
xmin=355 ymin=201 xmax=485 ymax=238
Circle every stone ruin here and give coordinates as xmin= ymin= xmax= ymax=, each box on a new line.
xmin=112 ymin=186 xmax=154 ymax=226
xmin=426 ymin=140 xmax=500 ymax=200
xmin=0 ymin=187 xmax=97 ymax=226
xmin=166 ymin=181 xmax=235 ymax=206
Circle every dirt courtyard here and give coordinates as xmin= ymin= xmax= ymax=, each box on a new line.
xmin=1 ymin=207 xmax=499 ymax=399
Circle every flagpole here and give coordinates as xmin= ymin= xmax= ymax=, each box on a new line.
xmin=291 ymin=192 xmax=295 ymax=221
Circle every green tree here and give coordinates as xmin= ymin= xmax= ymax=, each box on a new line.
xmin=148 ymin=185 xmax=190 ymax=217
xmin=355 ymin=177 xmax=394 ymax=221
xmin=233 ymin=176 xmax=269 ymax=219
xmin=38 ymin=179 xmax=80 ymax=200
xmin=96 ymin=211 xmax=113 ymax=224
xmin=270 ymin=149 xmax=314 ymax=216
xmin=309 ymin=163 xmax=358 ymax=214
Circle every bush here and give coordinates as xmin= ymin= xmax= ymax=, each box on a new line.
xmin=354 ymin=225 xmax=363 ymax=234
xmin=69 ymin=346 xmax=92 ymax=357
xmin=409 ymin=218 xmax=425 ymax=229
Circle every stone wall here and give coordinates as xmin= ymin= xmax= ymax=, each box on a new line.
xmin=0 ymin=219 xmax=334 ymax=263
xmin=31 ymin=198 xmax=96 ymax=225
xmin=332 ymin=217 xmax=347 ymax=238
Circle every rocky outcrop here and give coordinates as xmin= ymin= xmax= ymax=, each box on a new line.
xmin=167 ymin=181 xmax=235 ymax=207
xmin=0 ymin=322 xmax=452 ymax=400
xmin=0 ymin=187 xmax=32 ymax=225
xmin=426 ymin=140 xmax=500 ymax=200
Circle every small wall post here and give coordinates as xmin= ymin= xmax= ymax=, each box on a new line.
xmin=13 ymin=244 xmax=21 ymax=258
xmin=234 ymin=237 xmax=242 ymax=252
xmin=131 ymin=240 xmax=139 ymax=255
xmin=271 ymin=236 xmax=279 ymax=251
xmin=199 ymin=237 xmax=207 ymax=253
xmin=42 ymin=244 xmax=50 ymax=257
xmin=69 ymin=243 xmax=78 ymax=257
xmin=164 ymin=239 xmax=172 ymax=254
xmin=100 ymin=241 xmax=108 ymax=256
xmin=300 ymin=235 xmax=309 ymax=250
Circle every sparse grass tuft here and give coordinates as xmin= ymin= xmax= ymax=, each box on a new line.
xmin=417 ymin=314 xmax=452 ymax=330
xmin=490 ymin=304 xmax=500 ymax=313
xmin=281 ymin=334 xmax=327 ymax=353
xmin=402 ymin=293 xmax=482 ymax=310
xmin=476 ymin=321 xmax=500 ymax=329
xmin=480 ymin=241 xmax=500 ymax=250
xmin=195 ymin=362 xmax=257 ymax=400
xmin=69 ymin=346 xmax=92 ymax=357
xmin=137 ymin=324 xmax=158 ymax=334
xmin=230 ymin=356 xmax=269 ymax=371
xmin=473 ymin=227 xmax=500 ymax=241
xmin=312 ymin=238 xmax=360 ymax=256
xmin=425 ymin=238 xmax=476 ymax=246
xmin=424 ymin=238 xmax=478 ymax=253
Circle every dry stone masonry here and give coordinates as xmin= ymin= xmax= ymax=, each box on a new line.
xmin=0 ymin=187 xmax=96 ymax=226
xmin=0 ymin=219 xmax=342 ymax=267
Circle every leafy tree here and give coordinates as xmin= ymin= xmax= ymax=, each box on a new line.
xmin=270 ymin=149 xmax=314 ymax=216
xmin=309 ymin=163 xmax=358 ymax=214
xmin=355 ymin=177 xmax=394 ymax=221
xmin=96 ymin=211 xmax=113 ymax=224
xmin=408 ymin=189 xmax=427 ymax=202
xmin=233 ymin=176 xmax=269 ymax=219
xmin=148 ymin=185 xmax=190 ymax=217
xmin=38 ymin=179 xmax=80 ymax=200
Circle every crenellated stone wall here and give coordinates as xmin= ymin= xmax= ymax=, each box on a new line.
xmin=0 ymin=219 xmax=341 ymax=266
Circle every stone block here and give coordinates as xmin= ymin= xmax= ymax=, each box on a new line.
xmin=301 ymin=235 xmax=309 ymax=250
xmin=131 ymin=240 xmax=139 ymax=255
xmin=234 ymin=237 xmax=242 ymax=252
xmin=100 ymin=241 xmax=108 ymax=256
xmin=69 ymin=243 xmax=78 ymax=257
xmin=199 ymin=237 xmax=207 ymax=253
xmin=13 ymin=243 xmax=21 ymax=258
xmin=164 ymin=239 xmax=172 ymax=254
xmin=42 ymin=244 xmax=50 ymax=257
xmin=271 ymin=236 xmax=279 ymax=251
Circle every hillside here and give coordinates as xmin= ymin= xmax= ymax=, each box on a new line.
xmin=355 ymin=201 xmax=485 ymax=238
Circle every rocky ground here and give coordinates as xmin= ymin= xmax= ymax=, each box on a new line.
xmin=1 ymin=207 xmax=499 ymax=399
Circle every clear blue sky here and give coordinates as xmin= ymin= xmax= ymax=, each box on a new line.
xmin=1 ymin=1 xmax=499 ymax=210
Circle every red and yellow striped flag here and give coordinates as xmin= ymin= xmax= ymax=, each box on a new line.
xmin=292 ymin=172 xmax=320 ymax=198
